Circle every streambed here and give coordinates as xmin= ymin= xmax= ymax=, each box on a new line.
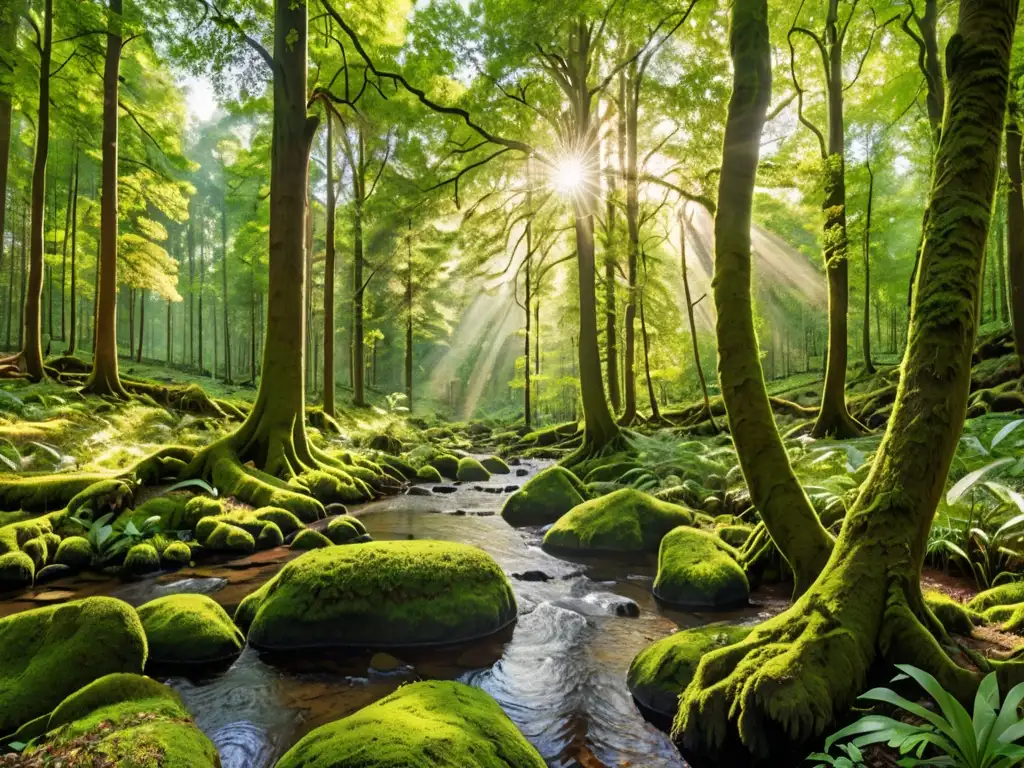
xmin=0 ymin=460 xmax=790 ymax=767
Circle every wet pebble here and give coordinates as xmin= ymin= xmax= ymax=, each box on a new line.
xmin=503 ymin=485 xmax=520 ymax=493
xmin=432 ymin=485 xmax=457 ymax=494
xmin=369 ymin=652 xmax=406 ymax=672
xmin=515 ymin=468 xmax=529 ymax=477
xmin=406 ymin=486 xmax=432 ymax=496
xmin=511 ymin=570 xmax=553 ymax=582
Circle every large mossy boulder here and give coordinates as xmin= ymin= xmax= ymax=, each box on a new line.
xmin=121 ymin=543 xmax=162 ymax=578
xmin=17 ymin=673 xmax=218 ymax=767
xmin=653 ymin=527 xmax=749 ymax=610
xmin=326 ymin=514 xmax=370 ymax=545
xmin=236 ymin=540 xmax=516 ymax=651
xmin=500 ymin=466 xmax=586 ymax=527
xmin=626 ymin=624 xmax=753 ymax=721
xmin=54 ymin=535 xmax=92 ymax=568
xmin=414 ymin=464 xmax=443 ymax=484
xmin=274 ymin=680 xmax=545 ymax=768
xmin=481 ymin=456 xmax=511 ymax=475
xmin=0 ymin=597 xmax=147 ymax=735
xmin=138 ymin=594 xmax=244 ymax=666
xmin=0 ymin=550 xmax=34 ymax=590
xmin=456 ymin=457 xmax=490 ymax=482
xmin=430 ymin=454 xmax=461 ymax=480
xmin=542 ymin=488 xmax=694 ymax=554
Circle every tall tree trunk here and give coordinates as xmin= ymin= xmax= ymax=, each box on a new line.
xmin=0 ymin=0 xmax=15 ymax=340
xmin=351 ymin=131 xmax=366 ymax=407
xmin=863 ymin=153 xmax=876 ymax=374
xmin=604 ymin=76 xmax=624 ymax=415
xmin=524 ymin=220 xmax=532 ymax=430
xmin=405 ymin=220 xmax=413 ymax=411
xmin=706 ymin=0 xmax=830 ymax=594
xmin=60 ymin=145 xmax=74 ymax=342
xmin=128 ymin=288 xmax=135 ymax=360
xmin=620 ymin=60 xmax=639 ymax=425
xmin=4 ymin=204 xmax=16 ymax=349
xmin=1006 ymin=99 xmax=1024 ymax=361
xmin=15 ymin=0 xmax=52 ymax=380
xmin=639 ymin=283 xmax=659 ymax=422
xmin=83 ymin=0 xmax=128 ymax=396
xmin=810 ymin=0 xmax=862 ymax=438
xmin=17 ymin=204 xmax=25 ymax=349
xmin=136 ymin=289 xmax=145 ymax=363
xmin=198 ymin=219 xmax=205 ymax=374
xmin=221 ymin=189 xmax=231 ymax=382
xmin=679 ymin=209 xmax=716 ymax=429
xmin=679 ymin=1 xmax=1019 ymax=761
xmin=66 ymin=151 xmax=78 ymax=354
xmin=323 ymin=112 xmax=336 ymax=416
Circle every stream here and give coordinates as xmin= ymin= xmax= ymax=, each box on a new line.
xmin=0 ymin=459 xmax=791 ymax=767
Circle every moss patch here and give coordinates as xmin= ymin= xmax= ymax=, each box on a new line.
xmin=326 ymin=514 xmax=370 ymax=545
xmin=122 ymin=543 xmax=161 ymax=578
xmin=160 ymin=541 xmax=191 ymax=567
xmin=500 ymin=466 xmax=586 ymax=527
xmin=0 ymin=596 xmax=147 ymax=735
xmin=627 ymin=624 xmax=753 ymax=720
xmin=236 ymin=540 xmax=516 ymax=651
xmin=24 ymin=672 xmax=218 ymax=767
xmin=481 ymin=456 xmax=511 ymax=474
xmin=138 ymin=594 xmax=244 ymax=665
xmin=275 ymin=680 xmax=545 ymax=768
xmin=653 ymin=527 xmax=749 ymax=610
xmin=54 ymin=535 xmax=92 ymax=568
xmin=430 ymin=454 xmax=460 ymax=480
xmin=543 ymin=488 xmax=694 ymax=554
xmin=456 ymin=457 xmax=490 ymax=482
xmin=202 ymin=521 xmax=255 ymax=554
xmin=292 ymin=529 xmax=333 ymax=550
xmin=0 ymin=550 xmax=34 ymax=590
xmin=967 ymin=581 xmax=1024 ymax=612
xmin=415 ymin=465 xmax=443 ymax=484
xmin=924 ymin=590 xmax=980 ymax=636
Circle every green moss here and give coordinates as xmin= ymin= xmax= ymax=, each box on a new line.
xmin=275 ymin=680 xmax=545 ymax=768
xmin=256 ymin=522 xmax=284 ymax=549
xmin=182 ymin=496 xmax=224 ymax=530
xmin=0 ymin=473 xmax=117 ymax=513
xmin=481 ymin=456 xmax=511 ymax=474
xmin=415 ymin=464 xmax=443 ymax=483
xmin=41 ymin=531 xmax=60 ymax=561
xmin=0 ymin=597 xmax=147 ymax=735
xmin=500 ymin=466 xmax=586 ymax=527
xmin=236 ymin=540 xmax=517 ymax=650
xmin=291 ymin=528 xmax=333 ymax=550
xmin=543 ymin=489 xmax=694 ymax=554
xmin=378 ymin=455 xmax=416 ymax=481
xmin=21 ymin=536 xmax=47 ymax=568
xmin=254 ymin=506 xmax=303 ymax=536
xmin=326 ymin=514 xmax=370 ymax=545
xmin=982 ymin=603 xmax=1024 ymax=633
xmin=967 ymin=581 xmax=1024 ymax=612
xmin=160 ymin=541 xmax=191 ymax=567
xmin=924 ymin=590 xmax=980 ymax=636
xmin=67 ymin=479 xmax=133 ymax=517
xmin=203 ymin=522 xmax=255 ymax=554
xmin=627 ymin=624 xmax=753 ymax=719
xmin=653 ymin=527 xmax=749 ymax=609
xmin=27 ymin=672 xmax=218 ymax=767
xmin=716 ymin=524 xmax=754 ymax=548
xmin=134 ymin=495 xmax=193 ymax=531
xmin=292 ymin=468 xmax=367 ymax=505
xmin=456 ymin=457 xmax=491 ymax=482
xmin=430 ymin=454 xmax=460 ymax=480
xmin=55 ymin=535 xmax=92 ymax=568
xmin=138 ymin=594 xmax=244 ymax=665
xmin=0 ymin=550 xmax=34 ymax=590
xmin=122 ymin=543 xmax=161 ymax=578
xmin=583 ymin=460 xmax=642 ymax=484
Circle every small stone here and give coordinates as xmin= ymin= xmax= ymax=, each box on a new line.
xmin=369 ymin=652 xmax=404 ymax=672
xmin=453 ymin=509 xmax=467 ymax=516
xmin=324 ymin=503 xmax=349 ymax=517
xmin=34 ymin=564 xmax=72 ymax=585
xmin=511 ymin=570 xmax=552 ymax=582
xmin=503 ymin=485 xmax=520 ymax=493
xmin=406 ymin=486 xmax=433 ymax=497
xmin=432 ymin=485 xmax=457 ymax=494
xmin=613 ymin=599 xmax=641 ymax=618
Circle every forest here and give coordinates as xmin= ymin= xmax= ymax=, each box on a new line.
xmin=1 ymin=0 xmax=1024 ymax=766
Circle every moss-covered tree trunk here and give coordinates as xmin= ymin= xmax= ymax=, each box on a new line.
xmin=323 ymin=112 xmax=337 ymax=417
xmin=679 ymin=1 xmax=1018 ymax=761
xmin=12 ymin=0 xmax=52 ymax=381
xmin=405 ymin=222 xmax=413 ymax=412
xmin=604 ymin=88 xmax=622 ymax=414
xmin=66 ymin=151 xmax=78 ymax=355
xmin=1006 ymin=92 xmax=1024 ymax=363
xmin=351 ymin=131 xmax=366 ymax=407
xmin=862 ymin=154 xmax=875 ymax=374
xmin=221 ymin=190 xmax=231 ymax=383
xmin=83 ymin=0 xmax=128 ymax=396
xmin=708 ymin=0 xmax=830 ymax=596
xmin=620 ymin=58 xmax=639 ymax=426
xmin=0 ymin=1 xmax=15 ymax=336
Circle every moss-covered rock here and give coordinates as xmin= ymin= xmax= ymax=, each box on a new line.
xmin=924 ymin=590 xmax=980 ymax=636
xmin=626 ymin=624 xmax=753 ymax=720
xmin=0 ymin=550 xmax=34 ymax=590
xmin=543 ymin=489 xmax=694 ymax=554
xmin=203 ymin=521 xmax=255 ymax=554
xmin=41 ymin=531 xmax=61 ymax=561
xmin=67 ymin=479 xmax=133 ymax=518
xmin=275 ymin=680 xmax=545 ymax=768
xmin=716 ymin=523 xmax=754 ymax=548
xmin=378 ymin=455 xmax=416 ymax=481
xmin=121 ymin=543 xmax=161 ymax=578
xmin=326 ymin=514 xmax=370 ymax=545
xmin=138 ymin=594 xmax=244 ymax=665
xmin=23 ymin=672 xmax=218 ymax=767
xmin=160 ymin=540 xmax=191 ymax=567
xmin=415 ymin=464 xmax=443 ymax=484
xmin=254 ymin=506 xmax=303 ymax=536
xmin=21 ymin=536 xmax=47 ymax=568
xmin=500 ymin=466 xmax=586 ymax=527
xmin=133 ymin=494 xmax=194 ymax=532
xmin=0 ymin=597 xmax=147 ymax=735
xmin=430 ymin=454 xmax=460 ymax=480
xmin=291 ymin=528 xmax=333 ymax=550
xmin=236 ymin=540 xmax=517 ymax=650
xmin=653 ymin=527 xmax=749 ymax=610
xmin=256 ymin=522 xmax=284 ymax=549
xmin=967 ymin=581 xmax=1024 ymax=612
xmin=54 ymin=535 xmax=92 ymax=568
xmin=456 ymin=457 xmax=491 ymax=482
xmin=481 ymin=456 xmax=511 ymax=475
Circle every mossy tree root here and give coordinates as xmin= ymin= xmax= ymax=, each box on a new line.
xmin=560 ymin=430 xmax=635 ymax=474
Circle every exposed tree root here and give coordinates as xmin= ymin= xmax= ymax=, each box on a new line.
xmin=561 ymin=430 xmax=635 ymax=475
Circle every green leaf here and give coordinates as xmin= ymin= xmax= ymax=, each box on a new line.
xmin=164 ymin=478 xmax=218 ymax=497
xmin=991 ymin=419 xmax=1024 ymax=449
xmin=947 ymin=459 xmax=1014 ymax=505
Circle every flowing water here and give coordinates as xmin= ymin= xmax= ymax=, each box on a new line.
xmin=0 ymin=460 xmax=790 ymax=767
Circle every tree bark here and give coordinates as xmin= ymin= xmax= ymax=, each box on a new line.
xmin=66 ymin=151 xmax=78 ymax=355
xmin=863 ymin=153 xmax=876 ymax=374
xmin=405 ymin=222 xmax=413 ymax=412
xmin=1006 ymin=98 xmax=1024 ymax=362
xmin=221 ymin=189 xmax=231 ymax=382
xmin=17 ymin=0 xmax=53 ymax=380
xmin=679 ymin=209 xmax=716 ymax=429
xmin=620 ymin=59 xmax=639 ymax=425
xmin=0 ymin=0 xmax=16 ymax=348
xmin=83 ymin=0 xmax=128 ymax=396
xmin=605 ymin=90 xmax=621 ymax=414
xmin=351 ymin=130 xmax=366 ymax=407
xmin=323 ymin=112 xmax=336 ymax=416
xmin=679 ymin=1 xmax=1019 ymax=760
xmin=136 ymin=288 xmax=145 ymax=363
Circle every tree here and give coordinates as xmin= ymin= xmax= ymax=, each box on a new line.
xmin=677 ymin=0 xmax=1019 ymax=762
